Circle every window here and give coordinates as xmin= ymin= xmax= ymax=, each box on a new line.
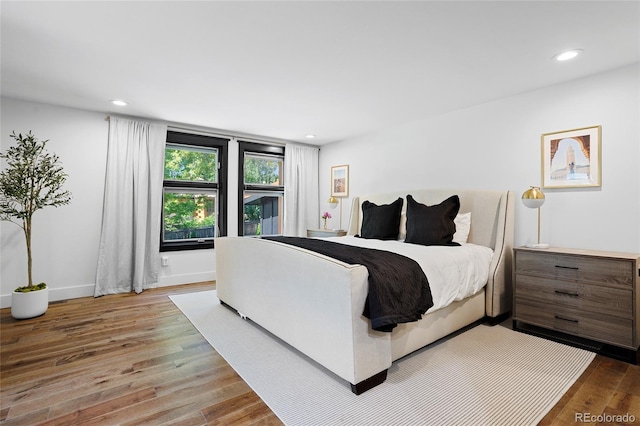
xmin=161 ymin=131 xmax=228 ymax=251
xmin=238 ymin=142 xmax=284 ymax=237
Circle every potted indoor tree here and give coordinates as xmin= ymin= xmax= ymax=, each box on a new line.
xmin=0 ymin=131 xmax=72 ymax=319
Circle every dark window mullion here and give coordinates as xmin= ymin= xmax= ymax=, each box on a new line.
xmin=243 ymin=184 xmax=284 ymax=192
xmin=164 ymin=181 xmax=219 ymax=190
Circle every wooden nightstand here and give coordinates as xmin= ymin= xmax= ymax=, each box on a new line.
xmin=513 ymin=246 xmax=640 ymax=363
xmin=306 ymin=229 xmax=347 ymax=238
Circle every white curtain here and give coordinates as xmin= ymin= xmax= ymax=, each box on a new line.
xmin=283 ymin=143 xmax=319 ymax=236
xmin=95 ymin=117 xmax=167 ymax=296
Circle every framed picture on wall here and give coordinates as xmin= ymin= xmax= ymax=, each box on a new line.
xmin=330 ymin=164 xmax=349 ymax=197
xmin=542 ymin=125 xmax=601 ymax=189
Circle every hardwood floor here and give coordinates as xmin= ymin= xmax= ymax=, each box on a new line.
xmin=1 ymin=282 xmax=281 ymax=425
xmin=539 ymin=354 xmax=640 ymax=425
xmin=1 ymin=282 xmax=639 ymax=425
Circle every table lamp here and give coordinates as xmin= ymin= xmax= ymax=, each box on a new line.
xmin=521 ymin=186 xmax=549 ymax=249
xmin=328 ymin=196 xmax=343 ymax=231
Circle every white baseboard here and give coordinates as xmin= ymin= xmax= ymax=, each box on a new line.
xmin=157 ymin=271 xmax=216 ymax=287
xmin=0 ymin=284 xmax=95 ymax=309
xmin=0 ymin=272 xmax=216 ymax=309
xmin=51 ymin=284 xmax=96 ymax=302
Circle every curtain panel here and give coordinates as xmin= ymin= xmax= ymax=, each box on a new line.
xmin=283 ymin=144 xmax=319 ymax=236
xmin=95 ymin=117 xmax=167 ymax=296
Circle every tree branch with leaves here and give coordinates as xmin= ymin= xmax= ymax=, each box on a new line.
xmin=0 ymin=131 xmax=72 ymax=290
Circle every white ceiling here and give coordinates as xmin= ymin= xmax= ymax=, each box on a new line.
xmin=1 ymin=1 xmax=638 ymax=145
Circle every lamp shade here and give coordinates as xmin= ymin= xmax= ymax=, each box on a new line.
xmin=521 ymin=186 xmax=545 ymax=209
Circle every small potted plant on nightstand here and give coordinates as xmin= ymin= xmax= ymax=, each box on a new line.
xmin=0 ymin=131 xmax=72 ymax=319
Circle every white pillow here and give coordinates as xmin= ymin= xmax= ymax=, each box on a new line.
xmin=453 ymin=212 xmax=471 ymax=244
xmin=399 ymin=212 xmax=407 ymax=240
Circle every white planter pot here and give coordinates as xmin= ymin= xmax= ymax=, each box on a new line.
xmin=11 ymin=287 xmax=49 ymax=319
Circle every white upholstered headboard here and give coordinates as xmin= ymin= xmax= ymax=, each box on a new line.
xmin=347 ymin=189 xmax=514 ymax=317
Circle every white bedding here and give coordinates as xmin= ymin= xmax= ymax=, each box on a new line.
xmin=320 ymin=236 xmax=494 ymax=314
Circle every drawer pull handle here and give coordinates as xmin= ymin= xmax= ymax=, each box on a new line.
xmin=555 ymin=265 xmax=579 ymax=270
xmin=555 ymin=315 xmax=579 ymax=323
xmin=554 ymin=290 xmax=579 ymax=297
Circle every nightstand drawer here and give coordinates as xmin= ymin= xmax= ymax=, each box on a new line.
xmin=515 ymin=300 xmax=634 ymax=348
xmin=514 ymin=275 xmax=633 ymax=319
xmin=515 ymin=251 xmax=634 ymax=288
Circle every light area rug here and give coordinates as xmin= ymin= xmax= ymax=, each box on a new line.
xmin=169 ymin=290 xmax=595 ymax=426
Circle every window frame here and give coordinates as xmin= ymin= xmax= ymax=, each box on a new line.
xmin=161 ymin=131 xmax=228 ymax=252
xmin=238 ymin=141 xmax=285 ymax=237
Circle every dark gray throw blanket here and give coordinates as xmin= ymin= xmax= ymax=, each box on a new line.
xmin=263 ymin=236 xmax=434 ymax=332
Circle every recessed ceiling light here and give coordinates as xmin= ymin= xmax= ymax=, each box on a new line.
xmin=110 ymin=99 xmax=127 ymax=106
xmin=305 ymin=134 xmax=316 ymax=139
xmin=554 ymin=49 xmax=583 ymax=61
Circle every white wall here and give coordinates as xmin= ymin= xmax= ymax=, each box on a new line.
xmin=319 ymin=64 xmax=640 ymax=254
xmin=0 ymin=99 xmax=219 ymax=307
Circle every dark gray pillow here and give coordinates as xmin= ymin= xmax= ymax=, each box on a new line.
xmin=405 ymin=195 xmax=460 ymax=246
xmin=360 ymin=197 xmax=403 ymax=240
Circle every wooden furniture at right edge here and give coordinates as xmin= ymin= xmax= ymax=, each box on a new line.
xmin=513 ymin=246 xmax=640 ymax=364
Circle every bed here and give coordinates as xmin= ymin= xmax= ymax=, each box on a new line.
xmin=215 ymin=188 xmax=514 ymax=394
